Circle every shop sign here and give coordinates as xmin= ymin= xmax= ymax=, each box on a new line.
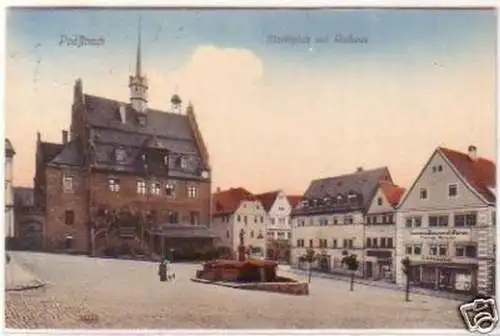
xmin=422 ymin=255 xmax=453 ymax=263
xmin=410 ymin=228 xmax=469 ymax=241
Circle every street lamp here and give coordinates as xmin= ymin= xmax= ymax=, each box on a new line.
xmin=170 ymin=248 xmax=175 ymax=263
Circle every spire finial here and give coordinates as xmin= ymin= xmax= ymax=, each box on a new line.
xmin=136 ymin=15 xmax=142 ymax=77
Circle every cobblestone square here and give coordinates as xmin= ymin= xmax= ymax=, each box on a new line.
xmin=5 ymin=252 xmax=465 ymax=329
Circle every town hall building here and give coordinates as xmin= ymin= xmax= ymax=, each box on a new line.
xmin=34 ymin=29 xmax=215 ymax=259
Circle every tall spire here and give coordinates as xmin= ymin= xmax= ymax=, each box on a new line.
xmin=129 ymin=14 xmax=148 ymax=114
xmin=136 ymin=15 xmax=142 ymax=77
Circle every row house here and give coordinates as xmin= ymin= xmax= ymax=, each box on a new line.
xmin=396 ymin=145 xmax=496 ymax=295
xmin=291 ymin=167 xmax=403 ymax=278
xmin=364 ymin=181 xmax=405 ymax=280
xmin=254 ymin=190 xmax=302 ymax=261
xmin=211 ymin=188 xmax=268 ymax=258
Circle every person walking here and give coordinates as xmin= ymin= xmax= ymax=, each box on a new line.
xmin=158 ymin=259 xmax=167 ymax=282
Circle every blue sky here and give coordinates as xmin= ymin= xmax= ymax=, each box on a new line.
xmin=8 ymin=8 xmax=496 ymax=70
xmin=5 ymin=8 xmax=497 ymax=193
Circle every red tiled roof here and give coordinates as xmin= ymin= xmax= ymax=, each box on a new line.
xmin=379 ymin=181 xmax=405 ymax=207
xmin=212 ymin=188 xmax=255 ymax=215
xmin=254 ymin=191 xmax=280 ymax=212
xmin=439 ymin=147 xmax=496 ymax=203
xmin=287 ymin=195 xmax=304 ymax=208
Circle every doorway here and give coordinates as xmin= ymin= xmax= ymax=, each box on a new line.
xmin=366 ymin=261 xmax=373 ymax=278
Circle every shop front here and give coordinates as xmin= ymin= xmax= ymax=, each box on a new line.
xmin=409 ymin=261 xmax=477 ymax=294
xmin=365 ymin=250 xmax=393 ymax=281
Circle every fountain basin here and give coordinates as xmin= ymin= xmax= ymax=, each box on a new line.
xmin=193 ymin=259 xmax=309 ymax=295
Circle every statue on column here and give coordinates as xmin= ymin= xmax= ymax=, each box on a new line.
xmin=238 ymin=229 xmax=246 ymax=262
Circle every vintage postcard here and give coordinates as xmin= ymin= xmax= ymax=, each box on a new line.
xmin=3 ymin=4 xmax=498 ymax=333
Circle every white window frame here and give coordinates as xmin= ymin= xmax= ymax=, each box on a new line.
xmin=151 ymin=180 xmax=161 ymax=196
xmin=187 ymin=184 xmax=198 ymax=198
xmin=429 ymin=243 xmax=448 ymax=256
xmin=63 ymin=175 xmax=74 ymax=193
xmin=165 ymin=181 xmax=176 ymax=197
xmin=109 ymin=177 xmax=120 ymax=192
xmin=137 ymin=180 xmax=147 ymax=195
xmin=115 ymin=148 xmax=127 ymax=163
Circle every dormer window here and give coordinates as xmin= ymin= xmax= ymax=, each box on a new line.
xmin=176 ymin=155 xmax=188 ymax=169
xmin=298 ymin=200 xmax=308 ymax=209
xmin=180 ymin=156 xmax=188 ymax=169
xmin=138 ymin=115 xmax=146 ymax=126
xmin=115 ymin=148 xmax=127 ymax=163
xmin=163 ymin=155 xmax=169 ymax=166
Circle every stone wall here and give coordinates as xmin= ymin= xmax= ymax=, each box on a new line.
xmin=245 ymin=281 xmax=309 ymax=295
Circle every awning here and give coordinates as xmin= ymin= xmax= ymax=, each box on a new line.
xmin=411 ymin=261 xmax=478 ymax=270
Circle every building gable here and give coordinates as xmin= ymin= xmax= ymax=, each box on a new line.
xmin=367 ymin=187 xmax=394 ymax=214
xmin=398 ymin=149 xmax=487 ymax=211
xmin=268 ymin=191 xmax=292 ymax=215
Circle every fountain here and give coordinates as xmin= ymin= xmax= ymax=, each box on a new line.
xmin=193 ymin=229 xmax=308 ymax=295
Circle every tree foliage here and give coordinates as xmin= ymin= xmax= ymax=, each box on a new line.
xmin=341 ymin=251 xmax=359 ymax=271
xmin=401 ymin=256 xmax=411 ymax=274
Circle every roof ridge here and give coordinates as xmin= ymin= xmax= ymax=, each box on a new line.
xmin=314 ymin=166 xmax=388 ymax=181
xmin=439 ymin=146 xmax=495 ymax=165
xmin=85 ymin=94 xmax=185 ymax=118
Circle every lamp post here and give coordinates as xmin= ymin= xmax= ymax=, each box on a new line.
xmin=170 ymin=248 xmax=175 ymax=263
xmin=401 ymin=256 xmax=411 ymax=302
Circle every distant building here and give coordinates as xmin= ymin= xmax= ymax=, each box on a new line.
xmin=34 ymin=29 xmax=214 ymax=258
xmin=291 ymin=167 xmax=396 ymax=277
xmin=364 ymin=181 xmax=405 ymax=281
xmin=5 ymin=139 xmax=15 ymax=239
xmin=211 ymin=188 xmax=268 ymax=258
xmin=395 ymin=146 xmax=496 ymax=295
xmin=13 ymin=187 xmax=44 ymax=250
xmin=254 ymin=190 xmax=302 ymax=261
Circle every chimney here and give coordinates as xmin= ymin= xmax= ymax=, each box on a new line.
xmin=468 ymin=145 xmax=477 ymax=161
xmin=216 ymin=187 xmax=221 ymax=193
xmin=356 ymin=167 xmax=363 ymax=172
xmin=73 ymin=78 xmax=83 ymax=104
xmin=36 ymin=131 xmax=41 ymax=144
xmin=62 ymin=130 xmax=68 ymax=144
xmin=119 ymin=105 xmax=127 ymax=124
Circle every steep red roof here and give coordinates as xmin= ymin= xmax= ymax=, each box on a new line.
xmin=439 ymin=147 xmax=496 ymax=203
xmin=379 ymin=181 xmax=405 ymax=207
xmin=212 ymin=188 xmax=255 ymax=215
xmin=254 ymin=191 xmax=280 ymax=212
xmin=287 ymin=195 xmax=304 ymax=209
